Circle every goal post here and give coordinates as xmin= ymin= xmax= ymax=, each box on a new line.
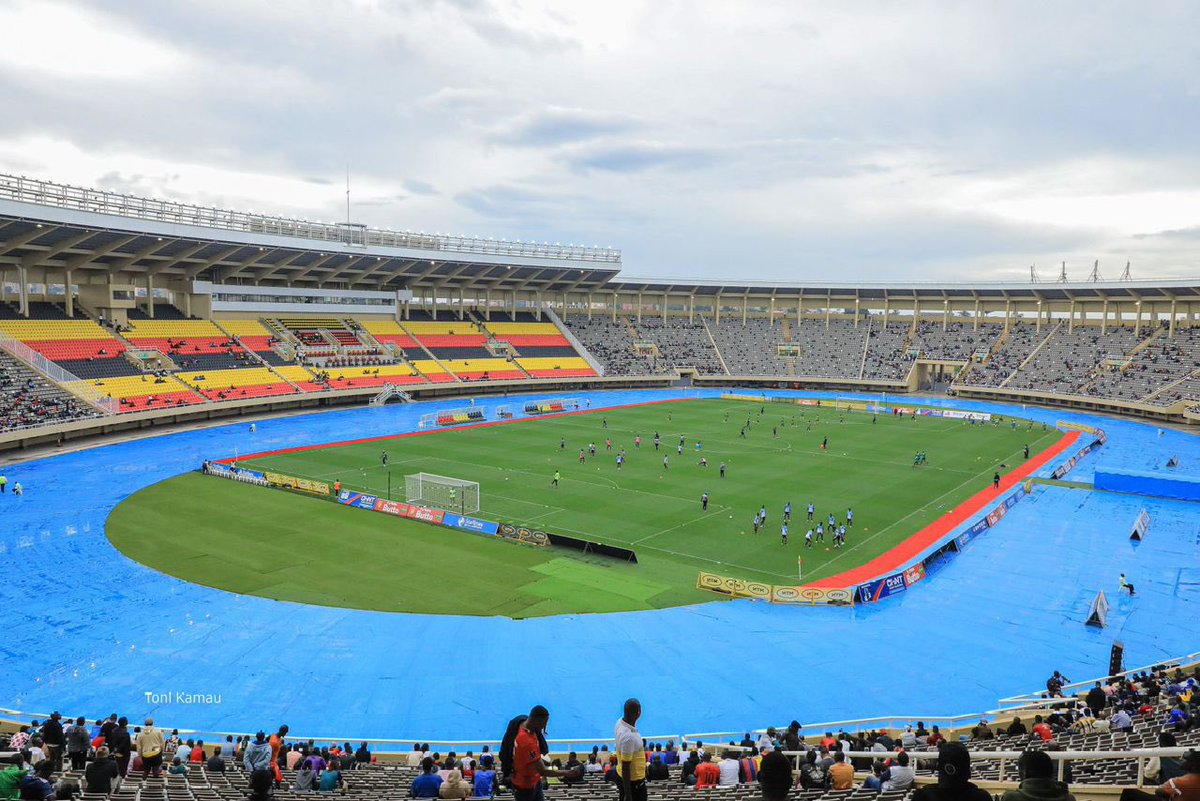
xmin=405 ymin=472 xmax=480 ymax=514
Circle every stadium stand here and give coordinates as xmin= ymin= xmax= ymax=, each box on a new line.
xmin=707 ymin=317 xmax=792 ymax=376
xmin=0 ymin=350 xmax=100 ymax=430
xmin=631 ymin=317 xmax=725 ymax=375
xmin=565 ymin=316 xmax=669 ymax=376
xmin=122 ymin=317 xmax=265 ymax=372
xmin=1004 ymin=325 xmax=1146 ymax=396
xmin=862 ymin=320 xmax=913 ymax=381
xmin=1087 ymin=327 xmax=1200 ymax=404
xmin=914 ymin=321 xmax=1005 ymax=361
xmin=959 ymin=321 xmax=1056 ymax=387
xmin=176 ymin=367 xmax=299 ymax=400
xmin=213 ymin=319 xmax=290 ymax=366
xmin=792 ymin=319 xmax=871 ymax=379
xmin=72 ymin=374 xmax=206 ymax=411
xmin=0 ymin=316 xmax=137 ymax=379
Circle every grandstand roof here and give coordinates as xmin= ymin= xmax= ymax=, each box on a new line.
xmin=0 ymin=174 xmax=620 ymax=294
xmin=3 ymin=173 xmax=1200 ymax=301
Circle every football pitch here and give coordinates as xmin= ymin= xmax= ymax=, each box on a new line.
xmin=107 ymin=398 xmax=1060 ymax=617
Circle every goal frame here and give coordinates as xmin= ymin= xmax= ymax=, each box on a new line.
xmin=405 ymin=472 xmax=481 ymax=515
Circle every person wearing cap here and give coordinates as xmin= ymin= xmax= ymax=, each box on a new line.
xmin=511 ymin=706 xmax=569 ymax=801
xmin=1000 ymin=750 xmax=1074 ymax=801
xmin=783 ymin=721 xmax=804 ymax=752
xmin=912 ymin=742 xmax=991 ymax=801
xmin=1119 ymin=749 xmax=1200 ymax=801
xmin=85 ymin=747 xmax=120 ymax=795
xmin=135 ymin=717 xmax=166 ymax=778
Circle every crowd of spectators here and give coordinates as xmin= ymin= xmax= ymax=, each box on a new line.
xmin=629 ymin=318 xmax=724 ymax=375
xmin=2 ymin=668 xmax=1197 ymax=800
xmin=0 ymin=351 xmax=99 ymax=431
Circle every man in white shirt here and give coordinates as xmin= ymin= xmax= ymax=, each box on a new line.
xmin=718 ymin=751 xmax=741 ymax=786
xmin=614 ymin=699 xmax=647 ymax=801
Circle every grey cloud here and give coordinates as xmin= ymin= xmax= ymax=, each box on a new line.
xmin=562 ymin=141 xmax=720 ymax=173
xmin=1133 ymin=227 xmax=1200 ymax=241
xmin=492 ymin=107 xmax=640 ymax=148
xmin=403 ymin=180 xmax=439 ymax=196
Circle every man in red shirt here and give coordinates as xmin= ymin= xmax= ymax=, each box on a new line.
xmin=694 ymin=753 xmax=720 ymax=788
xmin=511 ymin=706 xmax=570 ymax=801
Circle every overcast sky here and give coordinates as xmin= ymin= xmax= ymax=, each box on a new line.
xmin=1 ymin=0 xmax=1197 ymax=283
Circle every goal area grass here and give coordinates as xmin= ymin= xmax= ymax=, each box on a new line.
xmin=106 ymin=398 xmax=1059 ymax=617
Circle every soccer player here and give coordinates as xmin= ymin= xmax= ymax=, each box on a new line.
xmin=635 ymin=435 xmax=641 ymax=448
xmin=772 ymin=426 xmax=778 ymax=438
xmin=846 ymin=508 xmax=853 ymax=527
xmin=589 ymin=442 xmax=597 ymax=456
xmin=603 ymin=417 xmax=608 ymax=428
xmin=677 ymin=443 xmax=683 ymax=455
xmin=663 ymin=455 xmax=669 ymax=470
xmin=579 ymin=449 xmax=586 ymax=464
xmin=759 ymin=505 xmax=767 ymax=524
xmin=701 ymin=492 xmax=709 ymax=511
xmin=616 ymin=454 xmax=624 ymax=470
xmin=821 ymin=436 xmax=828 ymax=450
xmin=753 ymin=513 xmax=761 ymax=534
xmin=606 ymin=438 xmax=612 ymax=451
xmin=381 ymin=450 xmax=389 ymax=466
xmin=805 ymin=529 xmax=813 ymax=548
xmin=781 ymin=522 xmax=788 ymax=545
xmin=783 ymin=502 xmax=792 ymax=522
xmin=1024 ymin=444 xmax=1030 ymax=459
xmin=807 ymin=502 xmax=815 ymax=521
xmin=552 ymin=470 xmax=560 ymax=487
xmin=815 ymin=522 xmax=824 ymax=542
xmin=695 ymin=441 xmax=702 ymax=451
xmin=680 ymin=435 xmax=685 ymax=447
xmin=838 ymin=524 xmax=846 ymax=543
xmin=719 ymin=462 xmax=726 ymax=478
xmin=560 ymin=437 xmax=565 ymax=450
xmin=699 ymin=457 xmax=708 ymax=467
xmin=653 ymin=434 xmax=660 ymax=451
xmin=827 ymin=513 xmax=835 ymax=528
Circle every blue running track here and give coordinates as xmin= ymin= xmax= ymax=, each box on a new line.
xmin=1 ymin=389 xmax=1197 ymax=742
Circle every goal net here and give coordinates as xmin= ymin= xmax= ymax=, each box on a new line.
xmin=405 ymin=472 xmax=481 ymax=514
xmin=833 ymin=397 xmax=877 ymax=413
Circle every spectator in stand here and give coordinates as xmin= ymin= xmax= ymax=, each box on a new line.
xmin=167 ymin=757 xmax=189 ymax=777
xmin=1032 ymin=716 xmax=1054 ymax=742
xmin=1111 ymin=706 xmax=1134 ymax=733
xmin=206 ymin=747 xmax=226 ymax=773
xmin=828 ymin=751 xmax=854 ymax=790
xmin=799 ymin=750 xmax=827 ymax=789
xmin=783 ymin=721 xmax=804 ymax=752
xmin=190 ymin=740 xmax=206 ymax=763
xmin=1145 ymin=733 xmax=1184 ymax=785
xmin=1087 ymin=682 xmax=1108 ymax=716
xmin=16 ymin=761 xmax=55 ymax=800
xmin=717 ymin=750 xmax=740 ymax=786
xmin=244 ymin=732 xmax=272 ymax=774
xmin=269 ymin=725 xmax=289 ymax=766
xmin=355 ymin=742 xmax=371 ymax=767
xmin=439 ymin=769 xmax=470 ymax=799
xmin=293 ymin=760 xmax=317 ymax=792
xmin=473 ymin=755 xmax=496 ymax=797
xmin=135 ymin=718 xmax=166 ymax=778
xmin=680 ymin=750 xmax=700 ymax=786
xmin=411 ymin=757 xmax=442 ymax=798
xmin=318 ymin=759 xmax=344 ymax=793
xmin=106 ymin=718 xmax=132 ymax=778
xmin=614 ymin=699 xmax=647 ymax=801
xmin=757 ymin=750 xmax=793 ymax=801
xmin=0 ymin=755 xmax=27 ymax=799
xmin=913 ymin=742 xmax=991 ymax=801
xmin=1119 ymin=749 xmax=1200 ymax=801
xmin=40 ymin=712 xmax=64 ymax=771
xmin=1047 ymin=671 xmax=1069 ymax=697
xmin=408 ymin=744 xmax=425 ymax=768
xmin=509 ymin=706 xmax=569 ymax=801
xmin=1007 ymin=717 xmax=1028 ymax=737
xmin=927 ymin=725 xmax=945 ymax=747
xmin=971 ymin=719 xmax=995 ymax=740
xmin=1001 ymin=750 xmax=1074 ymax=801
xmin=65 ymin=717 xmax=90 ymax=771
xmin=286 ymin=744 xmax=304 ymax=770
xmin=738 ymin=750 xmax=758 ymax=783
xmin=84 ymin=747 xmax=120 ymax=795
xmin=869 ymin=751 xmax=915 ymax=791
xmin=645 ymin=754 xmax=668 ymax=782
xmin=694 ymin=753 xmax=720 ymax=789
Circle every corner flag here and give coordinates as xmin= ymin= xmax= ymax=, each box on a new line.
xmin=798 ymin=556 xmax=803 ymax=580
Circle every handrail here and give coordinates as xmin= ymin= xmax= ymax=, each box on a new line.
xmin=0 ymin=330 xmax=118 ymax=414
xmin=0 ymin=174 xmax=621 ymax=264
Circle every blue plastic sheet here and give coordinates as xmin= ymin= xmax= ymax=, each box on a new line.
xmin=1095 ymin=468 xmax=1200 ymax=502
xmin=1 ymin=389 xmax=1198 ymax=742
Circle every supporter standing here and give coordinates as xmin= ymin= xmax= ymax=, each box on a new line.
xmin=912 ymin=742 xmax=991 ymax=801
xmin=135 ymin=718 xmax=166 ymax=778
xmin=510 ymin=706 xmax=569 ymax=801
xmin=40 ymin=712 xmax=64 ymax=771
xmin=66 ymin=717 xmax=91 ymax=771
xmin=758 ymin=750 xmax=793 ymax=801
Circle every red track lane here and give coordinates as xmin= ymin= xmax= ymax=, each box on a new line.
xmin=805 ymin=429 xmax=1082 ymax=589
xmin=216 ymin=397 xmax=694 ymax=464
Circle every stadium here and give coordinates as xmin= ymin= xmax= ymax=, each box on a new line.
xmin=2 ymin=169 xmax=1199 ymax=795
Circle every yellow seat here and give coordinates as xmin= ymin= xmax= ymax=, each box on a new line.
xmin=0 ymin=320 xmax=114 ymax=340
xmin=216 ymin=320 xmax=275 ymax=337
xmin=515 ymin=357 xmax=592 ymax=371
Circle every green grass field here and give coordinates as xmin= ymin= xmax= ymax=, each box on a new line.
xmin=107 ymin=398 xmax=1057 ymax=617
